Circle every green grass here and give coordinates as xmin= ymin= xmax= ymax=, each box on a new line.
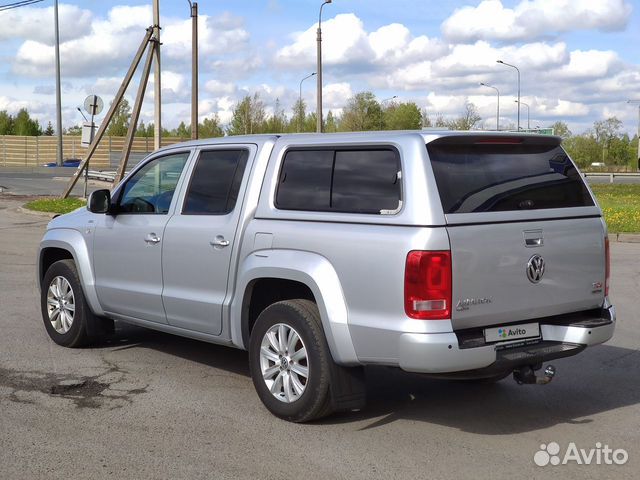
xmin=19 ymin=185 xmax=640 ymax=231
xmin=24 ymin=197 xmax=86 ymax=214
xmin=590 ymin=184 xmax=640 ymax=233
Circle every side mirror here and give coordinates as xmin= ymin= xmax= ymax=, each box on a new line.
xmin=88 ymin=189 xmax=112 ymax=214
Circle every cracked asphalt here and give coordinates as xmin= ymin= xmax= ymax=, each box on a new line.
xmin=0 ymin=195 xmax=638 ymax=480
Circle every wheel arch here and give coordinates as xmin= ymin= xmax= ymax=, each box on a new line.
xmin=232 ymin=250 xmax=360 ymax=366
xmin=38 ymin=229 xmax=104 ymax=316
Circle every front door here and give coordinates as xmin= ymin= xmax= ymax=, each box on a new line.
xmin=161 ymin=147 xmax=253 ymax=335
xmin=93 ymin=151 xmax=190 ymax=323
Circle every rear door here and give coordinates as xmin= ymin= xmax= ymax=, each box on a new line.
xmin=426 ymin=135 xmax=606 ymax=331
xmin=161 ymin=146 xmax=253 ymax=335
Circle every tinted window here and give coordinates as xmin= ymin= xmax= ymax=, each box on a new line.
xmin=427 ymin=137 xmax=594 ymax=214
xmin=183 ymin=150 xmax=248 ymax=215
xmin=119 ymin=152 xmax=189 ymax=214
xmin=332 ymin=150 xmax=400 ymax=213
xmin=275 ymin=150 xmax=333 ymax=211
xmin=276 ymin=148 xmax=401 ymax=214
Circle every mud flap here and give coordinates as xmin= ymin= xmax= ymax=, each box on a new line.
xmin=328 ymin=363 xmax=367 ymax=412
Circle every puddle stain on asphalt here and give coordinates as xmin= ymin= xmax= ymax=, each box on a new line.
xmin=0 ymin=360 xmax=148 ymax=409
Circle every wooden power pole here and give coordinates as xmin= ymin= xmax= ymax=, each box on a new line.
xmin=153 ymin=0 xmax=162 ymax=150
xmin=61 ymin=8 xmax=163 ymax=199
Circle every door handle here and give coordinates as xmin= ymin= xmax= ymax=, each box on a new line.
xmin=210 ymin=237 xmax=230 ymax=247
xmin=144 ymin=233 xmax=161 ymax=244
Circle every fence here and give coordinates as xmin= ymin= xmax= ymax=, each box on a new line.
xmin=0 ymin=135 xmax=184 ymax=169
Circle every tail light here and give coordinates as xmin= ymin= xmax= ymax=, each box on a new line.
xmin=605 ymin=236 xmax=610 ymax=297
xmin=404 ymin=251 xmax=452 ymax=320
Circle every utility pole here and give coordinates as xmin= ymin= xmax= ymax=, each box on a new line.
xmin=628 ymin=100 xmax=640 ymax=171
xmin=316 ymin=0 xmax=331 ymax=133
xmin=153 ymin=0 xmax=162 ymax=149
xmin=53 ymin=0 xmax=63 ymax=166
xmin=188 ymin=1 xmax=198 ymax=140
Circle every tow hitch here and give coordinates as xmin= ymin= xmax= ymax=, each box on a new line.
xmin=513 ymin=365 xmax=556 ymax=385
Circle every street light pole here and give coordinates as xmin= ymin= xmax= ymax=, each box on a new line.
xmin=515 ymin=100 xmax=530 ymax=129
xmin=628 ymin=100 xmax=640 ymax=171
xmin=497 ymin=60 xmax=520 ymax=130
xmin=316 ymin=0 xmax=332 ymax=133
xmin=53 ymin=0 xmax=63 ymax=166
xmin=480 ymin=82 xmax=500 ymax=131
xmin=298 ymin=72 xmax=316 ymax=133
xmin=379 ymin=95 xmax=397 ymax=130
xmin=188 ymin=1 xmax=198 ymax=140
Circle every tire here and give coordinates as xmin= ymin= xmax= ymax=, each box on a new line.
xmin=40 ymin=259 xmax=111 ymax=348
xmin=249 ymin=299 xmax=334 ymax=422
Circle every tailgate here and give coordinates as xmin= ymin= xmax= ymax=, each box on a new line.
xmin=425 ymin=134 xmax=606 ymax=331
xmin=447 ymin=218 xmax=605 ymax=330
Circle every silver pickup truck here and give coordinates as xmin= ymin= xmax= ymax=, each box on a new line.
xmin=38 ymin=131 xmax=615 ymax=422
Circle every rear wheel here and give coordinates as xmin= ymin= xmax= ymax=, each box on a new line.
xmin=41 ymin=259 xmax=112 ymax=347
xmin=249 ymin=299 xmax=334 ymax=422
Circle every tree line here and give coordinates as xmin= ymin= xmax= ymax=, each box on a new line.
xmin=0 ymin=109 xmax=54 ymax=136
xmin=2 ymin=94 xmax=637 ymax=168
xmin=550 ymin=118 xmax=638 ymax=169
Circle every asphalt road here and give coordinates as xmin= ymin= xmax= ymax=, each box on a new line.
xmin=0 ymin=170 xmax=102 ymax=196
xmin=0 ymin=196 xmax=638 ymax=480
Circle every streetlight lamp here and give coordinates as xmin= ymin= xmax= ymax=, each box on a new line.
xmin=628 ymin=100 xmax=640 ymax=171
xmin=515 ymin=100 xmax=530 ymax=130
xmin=316 ymin=0 xmax=332 ymax=133
xmin=187 ymin=0 xmax=198 ymax=140
xmin=480 ymin=82 xmax=500 ymax=131
xmin=298 ymin=72 xmax=316 ymax=133
xmin=497 ymin=60 xmax=520 ymax=130
xmin=379 ymin=95 xmax=397 ymax=130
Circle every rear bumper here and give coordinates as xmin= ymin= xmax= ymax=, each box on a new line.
xmin=398 ymin=304 xmax=615 ymax=374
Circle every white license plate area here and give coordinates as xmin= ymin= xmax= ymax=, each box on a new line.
xmin=484 ymin=323 xmax=540 ymax=343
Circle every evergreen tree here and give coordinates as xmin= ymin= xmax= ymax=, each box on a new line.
xmin=0 ymin=110 xmax=14 ymax=135
xmin=13 ymin=108 xmax=42 ymax=136
xmin=106 ymin=99 xmax=131 ymax=136
xmin=44 ymin=121 xmax=55 ymax=136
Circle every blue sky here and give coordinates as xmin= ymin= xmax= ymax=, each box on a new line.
xmin=0 ymin=0 xmax=638 ymax=135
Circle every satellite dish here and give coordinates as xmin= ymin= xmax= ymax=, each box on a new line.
xmin=84 ymin=95 xmax=104 ymax=116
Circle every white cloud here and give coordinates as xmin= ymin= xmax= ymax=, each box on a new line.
xmin=552 ymin=49 xmax=622 ymax=80
xmin=11 ymin=5 xmax=251 ymax=79
xmin=442 ymin=0 xmax=632 ymax=43
xmin=324 ymin=82 xmax=353 ymax=111
xmin=162 ymin=12 xmax=250 ymax=63
xmin=533 ymin=98 xmax=590 ymax=117
xmin=275 ymin=14 xmax=446 ymax=72
xmin=376 ymin=41 xmax=569 ymax=91
xmin=204 ymin=79 xmax=237 ymax=96
xmin=0 ymin=4 xmax=92 ymax=44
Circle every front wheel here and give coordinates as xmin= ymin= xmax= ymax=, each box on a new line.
xmin=41 ymin=259 xmax=111 ymax=347
xmin=249 ymin=299 xmax=334 ymax=422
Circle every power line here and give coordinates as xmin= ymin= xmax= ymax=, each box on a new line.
xmin=0 ymin=0 xmax=44 ymax=12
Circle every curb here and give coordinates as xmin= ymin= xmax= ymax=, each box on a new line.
xmin=609 ymin=233 xmax=640 ymax=243
xmin=16 ymin=206 xmax=57 ymax=219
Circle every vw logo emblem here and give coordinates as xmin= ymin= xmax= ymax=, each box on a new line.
xmin=527 ymin=254 xmax=545 ymax=283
